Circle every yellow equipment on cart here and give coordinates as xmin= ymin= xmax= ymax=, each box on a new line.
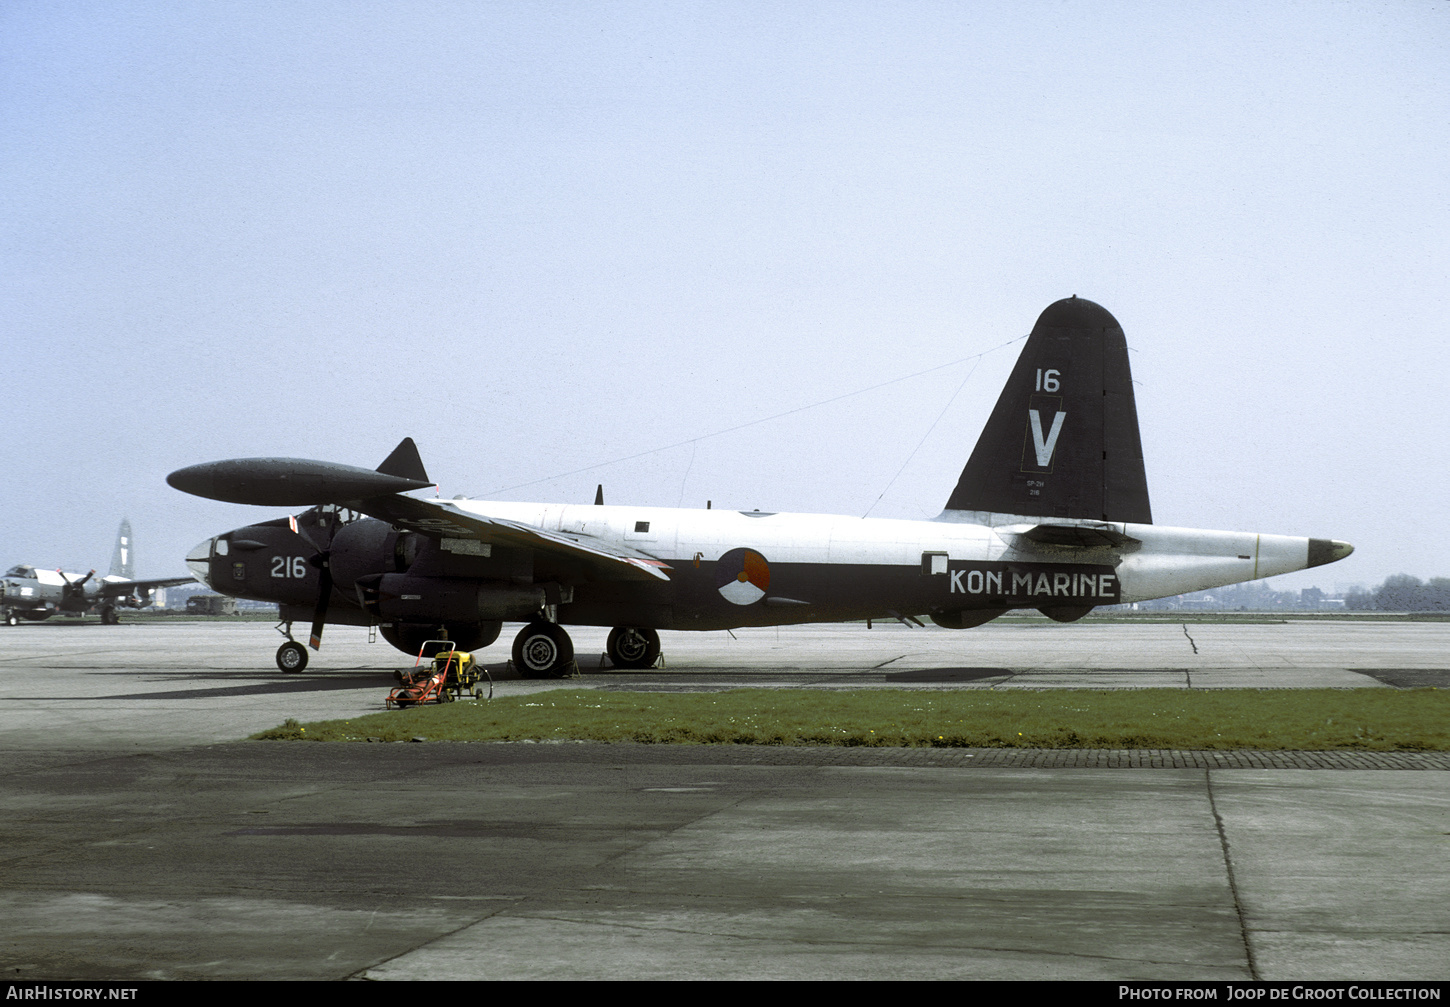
xmin=385 ymin=640 xmax=489 ymax=708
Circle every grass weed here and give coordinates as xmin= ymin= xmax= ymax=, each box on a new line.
xmin=253 ymin=688 xmax=1450 ymax=750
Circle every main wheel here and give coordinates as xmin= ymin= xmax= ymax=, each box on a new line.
xmin=4 ymin=612 xmax=17 ymax=627
xmin=100 ymin=608 xmax=119 ymax=625
xmin=606 ymin=626 xmax=661 ymax=669
xmin=276 ymin=641 xmax=308 ymax=673
xmin=511 ymin=622 xmax=574 ymax=679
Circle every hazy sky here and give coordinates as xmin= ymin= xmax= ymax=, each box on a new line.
xmin=3 ymin=2 xmax=1446 ymax=593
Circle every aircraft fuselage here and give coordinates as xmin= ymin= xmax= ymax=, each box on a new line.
xmin=194 ymin=500 xmax=1346 ymax=633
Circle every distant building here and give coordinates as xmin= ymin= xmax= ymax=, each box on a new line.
xmin=187 ymin=595 xmax=238 ymax=616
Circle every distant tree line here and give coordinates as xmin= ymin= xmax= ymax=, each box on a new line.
xmin=1132 ymin=580 xmax=1313 ymax=611
xmin=1123 ymin=575 xmax=1450 ymax=612
xmin=1344 ymin=575 xmax=1450 ymax=612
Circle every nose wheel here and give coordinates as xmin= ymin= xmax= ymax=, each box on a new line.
xmin=276 ymin=640 xmax=309 ymax=673
xmin=606 ymin=626 xmax=661 ymax=669
xmin=512 ymin=622 xmax=574 ymax=679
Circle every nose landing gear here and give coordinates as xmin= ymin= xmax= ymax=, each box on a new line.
xmin=277 ymin=640 xmax=308 ymax=673
xmin=275 ymin=621 xmax=309 ymax=672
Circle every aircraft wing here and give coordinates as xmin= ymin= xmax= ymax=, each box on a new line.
xmin=97 ymin=576 xmax=197 ymax=596
xmin=358 ymin=495 xmax=673 ymax=583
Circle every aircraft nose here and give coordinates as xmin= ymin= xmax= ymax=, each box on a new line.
xmin=186 ymin=539 xmax=215 ymax=585
xmin=1307 ymin=539 xmax=1354 ymax=568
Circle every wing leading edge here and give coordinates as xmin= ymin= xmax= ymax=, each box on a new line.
xmin=168 ymin=439 xmax=672 ymax=583
xmin=358 ymin=494 xmax=673 ymax=583
xmin=97 ymin=576 xmax=197 ymax=596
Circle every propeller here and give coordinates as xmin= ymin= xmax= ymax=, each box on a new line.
xmin=58 ymin=569 xmax=96 ymax=600
xmin=288 ymin=511 xmax=337 ymax=651
xmin=308 ymin=553 xmax=332 ymax=651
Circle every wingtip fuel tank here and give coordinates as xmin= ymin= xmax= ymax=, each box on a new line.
xmin=166 ymin=458 xmax=432 ymax=507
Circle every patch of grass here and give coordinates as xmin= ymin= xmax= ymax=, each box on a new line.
xmin=251 ymin=688 xmax=1450 ymax=750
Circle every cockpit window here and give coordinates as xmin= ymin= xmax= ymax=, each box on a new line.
xmin=6 ymin=565 xmax=34 ymax=578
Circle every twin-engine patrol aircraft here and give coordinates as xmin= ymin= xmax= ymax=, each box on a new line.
xmin=0 ymin=519 xmax=194 ymax=626
xmin=168 ymin=297 xmax=1353 ymax=674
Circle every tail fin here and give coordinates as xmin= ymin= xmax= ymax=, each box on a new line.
xmin=944 ymin=297 xmax=1152 ymax=523
xmin=109 ymin=519 xmax=135 ymax=579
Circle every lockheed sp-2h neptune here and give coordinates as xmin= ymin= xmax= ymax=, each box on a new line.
xmin=1 ymin=519 xmax=194 ymax=626
xmin=168 ymin=297 xmax=1353 ymax=674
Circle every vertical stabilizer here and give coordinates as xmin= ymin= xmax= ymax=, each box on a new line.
xmin=376 ymin=437 xmax=430 ymax=484
xmin=109 ymin=519 xmax=135 ymax=579
xmin=944 ymin=298 xmax=1152 ymax=523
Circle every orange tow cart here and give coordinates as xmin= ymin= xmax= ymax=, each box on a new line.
xmin=385 ymin=640 xmax=489 ymax=709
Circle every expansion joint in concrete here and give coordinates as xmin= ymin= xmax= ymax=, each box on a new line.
xmin=1205 ymin=768 xmax=1259 ymax=981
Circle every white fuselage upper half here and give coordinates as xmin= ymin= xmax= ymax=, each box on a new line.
xmin=449 ymin=499 xmax=1331 ymax=607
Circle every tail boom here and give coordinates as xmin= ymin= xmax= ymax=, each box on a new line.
xmin=1113 ymin=526 xmax=1353 ymax=603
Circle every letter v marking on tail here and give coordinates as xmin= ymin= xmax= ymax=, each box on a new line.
xmin=1029 ymin=409 xmax=1066 ymax=467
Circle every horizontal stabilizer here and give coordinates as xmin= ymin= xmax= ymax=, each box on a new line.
xmin=167 ymin=457 xmax=432 ymax=506
xmin=1015 ymin=524 xmax=1140 ymax=548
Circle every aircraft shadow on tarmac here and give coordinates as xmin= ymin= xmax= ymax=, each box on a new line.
xmin=885 ymin=667 xmax=1016 ymax=683
xmin=1357 ymin=669 xmax=1450 ymax=688
xmin=3 ymin=672 xmax=389 ymax=702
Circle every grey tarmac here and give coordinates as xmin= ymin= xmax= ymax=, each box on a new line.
xmin=0 ymin=619 xmax=1446 ymax=981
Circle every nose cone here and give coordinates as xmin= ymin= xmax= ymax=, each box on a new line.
xmin=1307 ymin=539 xmax=1354 ymax=568
xmin=186 ymin=539 xmax=214 ymax=585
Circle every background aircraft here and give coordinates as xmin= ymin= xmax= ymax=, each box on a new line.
xmin=0 ymin=519 xmax=194 ymax=626
xmin=169 ymin=298 xmax=1352 ymax=674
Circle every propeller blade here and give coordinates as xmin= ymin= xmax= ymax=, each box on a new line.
xmin=288 ymin=514 xmax=324 ymax=552
xmin=308 ymin=554 xmax=331 ymax=651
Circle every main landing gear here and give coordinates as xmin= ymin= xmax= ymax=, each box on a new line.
xmin=511 ymin=621 xmax=574 ymax=679
xmin=509 ymin=623 xmax=664 ymax=678
xmin=606 ymin=626 xmax=660 ymax=669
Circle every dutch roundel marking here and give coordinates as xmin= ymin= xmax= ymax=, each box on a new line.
xmin=715 ymin=548 xmax=771 ymax=605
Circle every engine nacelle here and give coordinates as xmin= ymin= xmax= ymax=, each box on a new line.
xmin=379 ymin=620 xmax=502 ymax=656
xmin=357 ymin=574 xmax=545 ymax=624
